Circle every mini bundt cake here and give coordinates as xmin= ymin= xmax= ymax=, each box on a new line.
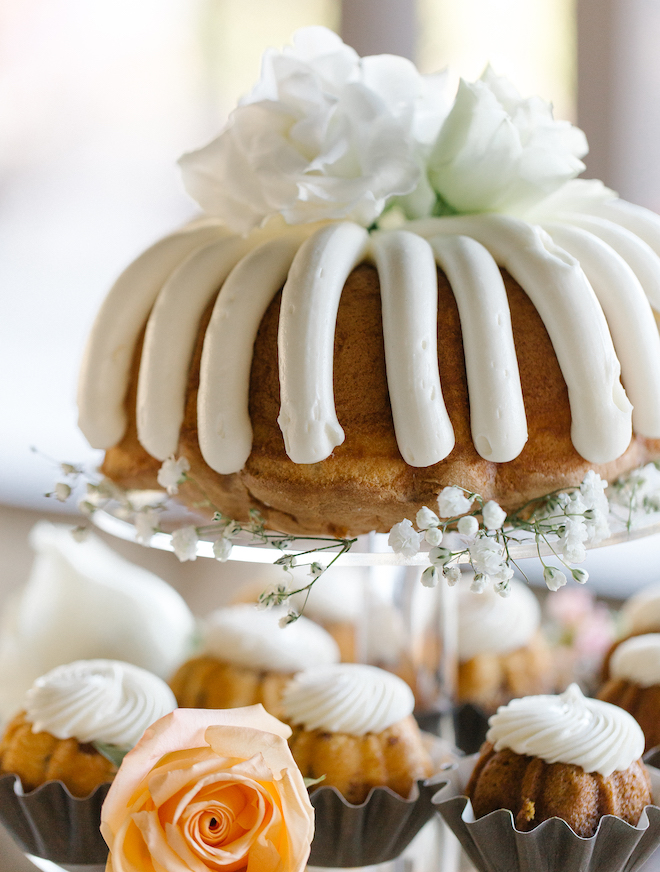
xmin=598 ymin=633 xmax=660 ymax=751
xmin=0 ymin=660 xmax=176 ymax=797
xmin=457 ymin=576 xmax=554 ymax=711
xmin=169 ymin=604 xmax=340 ymax=717
xmin=281 ymin=663 xmax=433 ymax=804
xmin=77 ymin=30 xmax=660 ymax=538
xmin=601 ymin=583 xmax=660 ymax=680
xmin=466 ymin=684 xmax=652 ymax=837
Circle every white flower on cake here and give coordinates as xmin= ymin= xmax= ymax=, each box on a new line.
xmin=180 ymin=27 xmax=449 ymax=233
xmin=156 ymin=455 xmax=190 ymax=495
xmin=427 ymin=66 xmax=588 ymax=216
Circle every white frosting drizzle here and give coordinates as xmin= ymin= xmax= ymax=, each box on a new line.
xmin=281 ymin=663 xmax=414 ymax=735
xmin=407 ymin=215 xmax=633 ymax=464
xmin=371 ymin=230 xmax=454 ymax=466
xmin=486 ymin=683 xmax=644 ymax=776
xmin=429 ymin=234 xmax=527 ymax=462
xmin=621 ymin=583 xmax=660 ymax=636
xmin=545 ymin=222 xmax=660 ymax=438
xmin=25 ymin=659 xmax=177 ymax=748
xmin=563 ymin=214 xmax=660 ymax=310
xmin=610 ymin=634 xmax=660 ymax=688
xmin=579 ymin=198 xmax=660 ymax=260
xmin=277 ymin=222 xmax=370 ymax=463
xmin=136 ymin=235 xmax=253 ymax=460
xmin=201 ymin=604 xmax=340 ymax=673
xmin=198 ymin=233 xmax=305 ymax=474
xmin=78 ymin=221 xmax=226 ymax=449
xmin=80 ymin=199 xmax=660 ymax=473
xmin=458 ymin=577 xmax=540 ymax=661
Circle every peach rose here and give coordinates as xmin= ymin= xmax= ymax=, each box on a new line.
xmin=101 ymin=705 xmax=314 ymax=872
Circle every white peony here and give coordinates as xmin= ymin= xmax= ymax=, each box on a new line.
xmin=179 ymin=27 xmax=450 ymax=233
xmin=427 ymin=66 xmax=588 ymax=216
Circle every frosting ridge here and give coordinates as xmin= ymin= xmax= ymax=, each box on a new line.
xmin=486 ymin=683 xmax=644 ymax=776
xmin=610 ymin=634 xmax=660 ymax=688
xmin=25 ymin=659 xmax=177 ymax=748
xmin=281 ymin=663 xmax=414 ymax=735
xmin=201 ymin=605 xmax=340 ymax=673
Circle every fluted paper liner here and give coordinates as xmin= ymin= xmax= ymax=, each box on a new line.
xmin=433 ymin=753 xmax=660 ymax=872
xmin=0 ymin=772 xmax=110 ymax=865
xmin=308 ymin=734 xmax=455 ymax=867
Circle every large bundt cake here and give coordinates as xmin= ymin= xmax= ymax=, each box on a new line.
xmin=598 ymin=633 xmax=660 ymax=751
xmin=466 ymin=684 xmax=652 ymax=837
xmin=77 ymin=28 xmax=660 ymax=536
xmin=281 ymin=663 xmax=433 ymax=803
xmin=0 ymin=660 xmax=176 ymax=797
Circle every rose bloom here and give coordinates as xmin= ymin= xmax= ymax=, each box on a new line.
xmin=101 ymin=706 xmax=314 ymax=872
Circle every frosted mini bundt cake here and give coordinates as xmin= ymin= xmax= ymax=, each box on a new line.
xmin=457 ymin=577 xmax=553 ymax=710
xmin=466 ymin=683 xmax=652 ymax=837
xmin=169 ymin=604 xmax=339 ymax=717
xmin=282 ymin=663 xmax=433 ymax=803
xmin=78 ymin=28 xmax=660 ymax=536
xmin=0 ymin=659 xmax=177 ymax=796
xmin=598 ymin=633 xmax=660 ymax=751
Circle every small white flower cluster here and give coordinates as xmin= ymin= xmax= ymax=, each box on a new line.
xmin=390 ymin=486 xmax=512 ymax=596
xmin=387 ymin=474 xmax=616 ymax=596
xmin=609 ymin=461 xmax=660 ymax=519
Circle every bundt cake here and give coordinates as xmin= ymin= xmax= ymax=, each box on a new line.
xmin=77 ymin=29 xmax=660 ymax=538
xmin=169 ymin=604 xmax=340 ymax=717
xmin=0 ymin=660 xmax=176 ymax=797
xmin=457 ymin=576 xmax=554 ymax=710
xmin=281 ymin=663 xmax=433 ymax=803
xmin=466 ymin=684 xmax=652 ymax=836
xmin=598 ymin=633 xmax=660 ymax=751
xmin=601 ymin=583 xmax=660 ymax=680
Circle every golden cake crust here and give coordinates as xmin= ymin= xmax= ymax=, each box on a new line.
xmin=169 ymin=655 xmax=291 ymax=718
xmin=287 ymin=713 xmax=433 ymax=804
xmin=598 ymin=679 xmax=660 ymax=752
xmin=0 ymin=712 xmax=116 ymax=797
xmin=458 ymin=631 xmax=555 ymax=711
xmin=101 ymin=264 xmax=660 ymax=536
xmin=466 ymin=741 xmax=652 ymax=837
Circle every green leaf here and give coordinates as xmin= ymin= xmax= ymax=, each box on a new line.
xmin=92 ymin=741 xmax=130 ymax=769
xmin=304 ymin=774 xmax=326 ymax=788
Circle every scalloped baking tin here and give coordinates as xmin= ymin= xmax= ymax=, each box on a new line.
xmin=0 ymin=773 xmax=110 ymax=865
xmin=433 ymin=753 xmax=660 ymax=872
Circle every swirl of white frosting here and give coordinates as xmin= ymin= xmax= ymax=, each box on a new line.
xmin=281 ymin=663 xmax=414 ymax=735
xmin=458 ymin=577 xmax=540 ymax=661
xmin=25 ymin=660 xmax=177 ymax=748
xmin=486 ymin=683 xmax=644 ymax=776
xmin=201 ymin=605 xmax=340 ymax=673
xmin=621 ymin=583 xmax=660 ymax=636
xmin=610 ymin=634 xmax=660 ymax=688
